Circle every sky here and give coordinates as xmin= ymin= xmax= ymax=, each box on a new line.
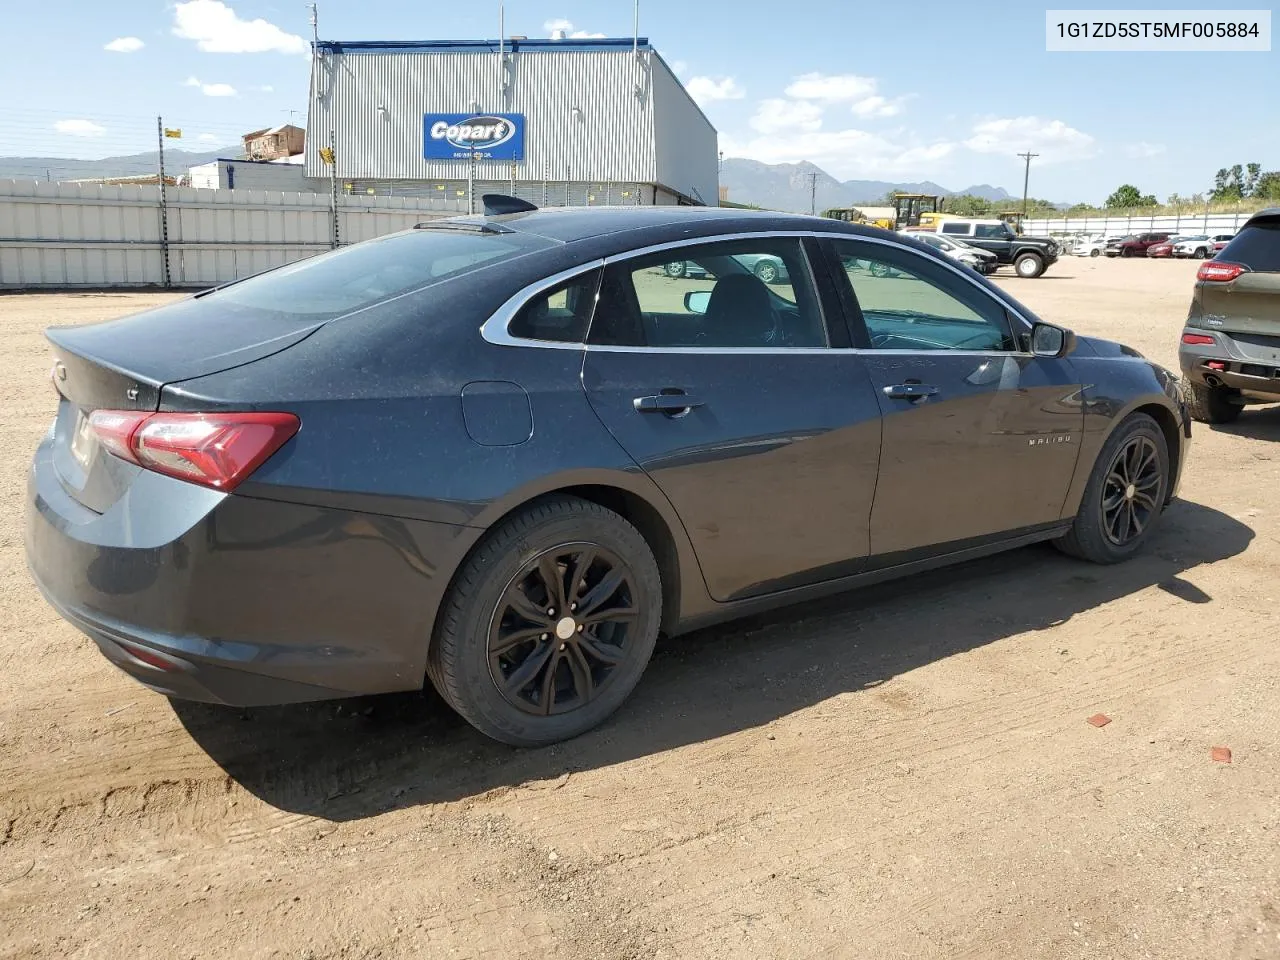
xmin=0 ymin=0 xmax=1275 ymax=202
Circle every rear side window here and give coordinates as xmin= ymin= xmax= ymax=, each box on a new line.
xmin=941 ymin=222 xmax=969 ymax=235
xmin=509 ymin=271 xmax=601 ymax=343
xmin=203 ymin=227 xmax=555 ymax=321
xmin=1219 ymin=220 xmax=1280 ymax=272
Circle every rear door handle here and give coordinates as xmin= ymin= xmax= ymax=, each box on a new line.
xmin=633 ymin=393 xmax=703 ymax=413
xmin=884 ymin=383 xmax=938 ymax=401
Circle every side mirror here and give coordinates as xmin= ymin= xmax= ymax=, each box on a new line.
xmin=684 ymin=290 xmax=711 ymax=315
xmin=1030 ymin=321 xmax=1076 ymax=359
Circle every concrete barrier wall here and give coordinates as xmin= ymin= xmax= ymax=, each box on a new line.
xmin=0 ymin=179 xmax=447 ymax=288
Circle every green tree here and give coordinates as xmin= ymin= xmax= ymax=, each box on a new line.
xmin=1166 ymin=192 xmax=1183 ymax=207
xmin=1105 ymin=184 xmax=1157 ymax=209
xmin=1254 ymin=171 xmax=1280 ymax=202
xmin=1244 ymin=162 xmax=1262 ymax=197
xmin=1211 ymin=165 xmax=1244 ymax=202
xmin=946 ymin=193 xmax=993 ymax=216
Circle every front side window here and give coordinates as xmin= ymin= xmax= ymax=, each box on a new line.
xmin=830 ymin=239 xmax=1017 ymax=352
xmin=974 ymin=223 xmax=1010 ymax=239
xmin=590 ymin=238 xmax=828 ymax=349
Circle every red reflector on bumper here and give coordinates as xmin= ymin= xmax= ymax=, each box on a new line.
xmin=1181 ymin=333 xmax=1215 ymax=345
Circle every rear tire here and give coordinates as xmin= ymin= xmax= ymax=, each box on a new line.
xmin=1090 ymin=248 xmax=1100 ymax=257
xmin=664 ymin=261 xmax=687 ymax=278
xmin=1184 ymin=380 xmax=1242 ymax=424
xmin=427 ymin=496 xmax=662 ymax=747
xmin=754 ymin=260 xmax=780 ymax=284
xmin=1014 ymin=252 xmax=1045 ymax=278
xmin=1054 ymin=413 xmax=1169 ymax=564
xmin=1195 ymin=246 xmax=1210 ymax=259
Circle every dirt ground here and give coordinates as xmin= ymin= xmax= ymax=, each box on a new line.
xmin=2 ymin=257 xmax=1278 ymax=960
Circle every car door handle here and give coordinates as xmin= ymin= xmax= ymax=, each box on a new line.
xmin=633 ymin=393 xmax=703 ymax=413
xmin=884 ymin=383 xmax=939 ymax=401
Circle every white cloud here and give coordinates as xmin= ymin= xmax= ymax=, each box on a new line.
xmin=173 ymin=0 xmax=308 ymax=54
xmin=104 ymin=36 xmax=144 ymax=53
xmin=1124 ymin=141 xmax=1166 ymax=159
xmin=54 ymin=119 xmax=106 ymax=137
xmin=850 ymin=95 xmax=905 ymax=118
xmin=544 ymin=18 xmax=605 ymax=40
xmin=198 ymin=133 xmax=220 ymax=143
xmin=685 ymin=76 xmax=745 ymax=105
xmin=259 ymin=84 xmax=274 ymax=93
xmin=184 ymin=75 xmax=237 ymax=97
xmin=750 ymin=99 xmax=823 ymax=135
xmin=784 ymin=72 xmax=877 ymax=102
xmin=669 ymin=60 xmax=689 ymax=77
xmin=964 ymin=116 xmax=1096 ymax=162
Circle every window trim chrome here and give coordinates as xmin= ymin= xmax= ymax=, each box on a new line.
xmin=477 ymin=230 xmax=1039 ymax=355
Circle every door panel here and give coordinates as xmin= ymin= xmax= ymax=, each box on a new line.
xmin=862 ymin=352 xmax=1083 ymax=558
xmin=827 ymin=238 xmax=1084 ymax=561
xmin=580 ymin=237 xmax=883 ymax=602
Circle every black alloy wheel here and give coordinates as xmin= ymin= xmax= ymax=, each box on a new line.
xmin=1099 ymin=435 xmax=1162 ymax=546
xmin=1054 ymin=412 xmax=1169 ymax=564
xmin=488 ymin=543 xmax=638 ymax=716
xmin=427 ymin=495 xmax=662 ymax=746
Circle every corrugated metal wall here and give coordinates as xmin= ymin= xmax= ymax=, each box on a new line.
xmin=651 ymin=59 xmax=719 ymax=205
xmin=0 ymin=179 xmax=446 ymax=288
xmin=306 ymin=46 xmax=715 ymax=200
xmin=1023 ymin=212 xmax=1254 ymax=237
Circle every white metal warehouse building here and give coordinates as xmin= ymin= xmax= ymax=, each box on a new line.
xmin=304 ymin=37 xmax=718 ymax=210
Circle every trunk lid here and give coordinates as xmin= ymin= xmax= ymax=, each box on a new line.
xmin=46 ymin=294 xmax=324 ymax=513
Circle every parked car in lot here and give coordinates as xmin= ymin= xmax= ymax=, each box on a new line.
xmin=1178 ymin=207 xmax=1280 ymax=423
xmin=1146 ymin=238 xmax=1179 ymax=258
xmin=1212 ymin=233 xmax=1235 ymax=252
xmin=26 ymin=199 xmax=1191 ymax=746
xmin=935 ymin=219 xmax=1060 ymax=277
xmin=1074 ymin=234 xmax=1125 ymax=257
xmin=1171 ymin=235 xmax=1217 ymax=259
xmin=903 ymin=231 xmax=999 ymax=274
xmin=1110 ymin=233 xmax=1171 ymax=258
xmin=665 ymin=253 xmax=788 ymax=284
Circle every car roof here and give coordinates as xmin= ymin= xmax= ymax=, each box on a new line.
xmin=425 ymin=203 xmax=884 ymax=245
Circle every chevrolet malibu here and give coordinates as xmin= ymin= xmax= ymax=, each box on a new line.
xmin=27 ymin=198 xmax=1192 ymax=746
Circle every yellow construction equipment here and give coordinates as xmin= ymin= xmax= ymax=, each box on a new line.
xmin=821 ymin=207 xmax=894 ymax=230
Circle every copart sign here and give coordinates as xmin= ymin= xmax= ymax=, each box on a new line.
xmin=423 ymin=113 xmax=525 ymax=161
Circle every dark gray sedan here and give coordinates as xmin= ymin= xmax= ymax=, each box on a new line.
xmin=27 ymin=197 xmax=1192 ymax=746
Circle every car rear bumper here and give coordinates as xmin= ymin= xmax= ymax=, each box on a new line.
xmin=1178 ymin=330 xmax=1280 ymax=400
xmin=25 ymin=435 xmax=481 ymax=706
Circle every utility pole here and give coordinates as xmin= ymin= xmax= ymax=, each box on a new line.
xmin=808 ymin=171 xmax=819 ymax=216
xmin=1018 ymin=151 xmax=1039 ymax=220
xmin=157 ymin=116 xmax=171 ymax=288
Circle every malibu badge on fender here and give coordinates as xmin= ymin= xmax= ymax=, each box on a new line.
xmin=423 ymin=112 xmax=525 ymax=161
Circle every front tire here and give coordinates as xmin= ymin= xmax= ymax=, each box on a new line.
xmin=664 ymin=261 xmax=687 ymax=278
xmin=1014 ymin=252 xmax=1045 ymax=278
xmin=1054 ymin=413 xmax=1169 ymax=564
xmin=1195 ymin=246 xmax=1210 ymax=259
xmin=427 ymin=496 xmax=662 ymax=747
xmin=1184 ymin=380 xmax=1242 ymax=424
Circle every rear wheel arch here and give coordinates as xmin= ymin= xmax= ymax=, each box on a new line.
xmin=433 ymin=478 xmax=694 ymax=652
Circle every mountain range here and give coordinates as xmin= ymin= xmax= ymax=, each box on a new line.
xmin=719 ymin=158 xmax=1013 ymax=213
xmin=0 ymin=147 xmax=240 ymax=183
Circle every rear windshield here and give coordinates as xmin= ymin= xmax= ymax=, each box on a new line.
xmin=1219 ymin=219 xmax=1280 ymax=272
xmin=200 ymin=227 xmax=554 ymax=319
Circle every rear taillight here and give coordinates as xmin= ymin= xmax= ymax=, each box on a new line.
xmin=88 ymin=410 xmax=299 ymax=491
xmin=1197 ymin=261 xmax=1245 ymax=282
xmin=1181 ymin=333 xmax=1216 ymax=345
